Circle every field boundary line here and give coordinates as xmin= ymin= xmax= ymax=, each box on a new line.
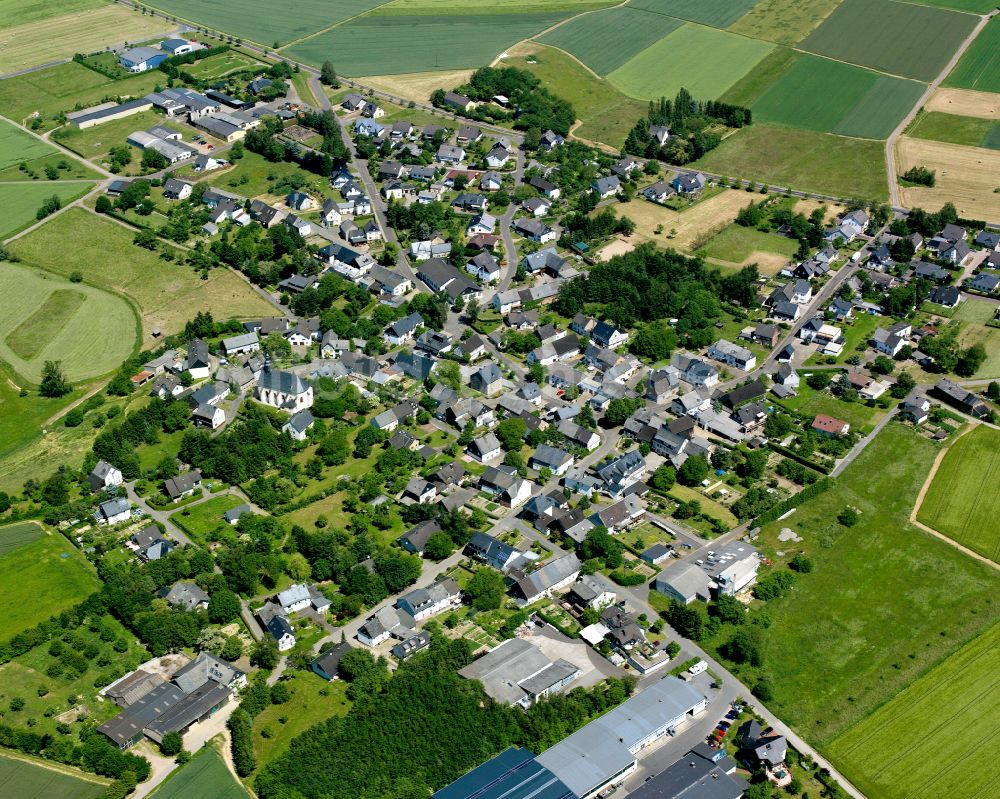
xmin=884 ymin=7 xmax=999 ymax=205
xmin=525 ymin=0 xmax=630 ymax=45
xmin=0 ymin=748 xmax=110 ymax=786
xmin=909 ymin=422 xmax=1000 ymax=571
xmin=278 ymin=0 xmax=399 ymax=50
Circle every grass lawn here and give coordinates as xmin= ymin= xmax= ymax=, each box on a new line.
xmin=707 ymin=424 xmax=1000 ymax=745
xmin=185 ymin=50 xmax=266 ymax=80
xmin=504 ymin=44 xmax=647 ymax=149
xmin=694 ymin=124 xmax=889 ymax=202
xmin=170 ymin=495 xmax=246 ymax=544
xmin=0 ymin=64 xmax=161 ymax=128
xmin=668 ymin=483 xmax=738 ymax=529
xmin=918 ymin=424 xmax=1000 ymax=562
xmin=751 ymin=53 xmax=927 ymax=139
xmin=8 ymin=208 xmax=274 ymax=340
xmin=0 ymin=255 xmax=135 ymax=384
xmin=799 ymin=0 xmax=978 ymax=83
xmin=148 ymin=747 xmax=248 ymax=799
xmin=290 ymin=71 xmax=320 ymax=106
xmin=0 ymin=181 xmax=95 ymax=241
xmin=253 ymin=671 xmax=351 ymax=766
xmin=538 ymin=5 xmax=683 ymax=76
xmin=955 ymin=318 xmax=1000 ymax=378
xmin=906 ymin=110 xmax=1000 ymax=149
xmin=952 ymin=296 xmax=997 ymax=323
xmin=137 ymin=429 xmax=187 ymax=472
xmin=204 ymin=150 xmax=331 ymax=199
xmin=697 ymin=223 xmax=799 ymax=264
xmin=0 ymin=5 xmax=172 ymax=73
xmin=827 ymin=620 xmax=1000 ymax=799
xmin=0 ymin=753 xmax=106 ymax=799
xmin=286 ymin=13 xmax=570 ymax=75
xmin=728 ymin=0 xmax=843 ymax=46
xmin=797 ymin=391 xmax=883 ymax=433
xmin=607 ymin=23 xmax=775 ymax=101
xmin=945 ymin=15 xmax=1000 ymax=93
xmin=833 ymin=312 xmax=880 ymax=362
xmin=0 ymin=530 xmax=99 ymax=640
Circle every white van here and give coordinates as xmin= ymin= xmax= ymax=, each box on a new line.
xmin=687 ymin=660 xmax=708 ymax=677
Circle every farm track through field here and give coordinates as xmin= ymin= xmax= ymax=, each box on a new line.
xmin=278 ymin=0 xmax=398 ymax=49
xmin=909 ymin=423 xmax=1000 ymax=572
xmin=885 ymin=8 xmax=998 ymax=205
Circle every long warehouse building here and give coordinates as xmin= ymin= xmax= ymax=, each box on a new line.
xmin=535 ymin=677 xmax=707 ymax=799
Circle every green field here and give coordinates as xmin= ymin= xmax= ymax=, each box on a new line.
xmin=0 ymin=0 xmax=106 ymax=29
xmin=507 ymin=45 xmax=647 ymax=149
xmin=0 ymin=753 xmax=105 ymax=799
xmin=799 ymin=0 xmax=978 ymax=82
xmin=713 ymin=424 xmax=1000 ymax=744
xmin=607 ymin=23 xmax=775 ymax=101
xmin=751 ymin=53 xmax=927 ymax=139
xmin=918 ymin=425 xmax=1000 ymax=561
xmin=538 ymin=6 xmax=683 ymax=75
xmin=0 ymin=521 xmax=45 ymax=556
xmin=0 ymin=529 xmax=100 ymax=640
xmin=828 ymin=621 xmax=1000 ymax=799
xmin=697 ymin=224 xmax=799 ymax=264
xmin=719 ymin=48 xmax=802 ymax=107
xmin=170 ymin=495 xmax=245 ymax=544
xmin=728 ymin=0 xmax=843 ymax=46
xmin=627 ymin=0 xmax=762 ymax=28
xmin=0 ymin=63 xmax=162 ymax=127
xmin=372 ymin=0 xmax=616 ymax=13
xmin=906 ymin=110 xmax=1000 ymax=149
xmin=0 ymin=120 xmax=57 ymax=171
xmin=149 ymin=748 xmax=248 ymax=799
xmin=8 ymin=208 xmax=274 ymax=340
xmin=945 ymin=15 xmax=1000 ymax=92
xmin=694 ymin=124 xmax=889 ymax=200
xmin=0 ymin=181 xmax=94 ymax=240
xmin=286 ymin=13 xmax=569 ymax=74
xmin=147 ymin=0 xmax=387 ymax=45
xmin=0 ymin=260 xmax=134 ymax=383
xmin=910 ymin=0 xmax=998 ymax=9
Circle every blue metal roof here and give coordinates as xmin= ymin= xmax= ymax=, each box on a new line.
xmin=433 ymin=748 xmax=577 ymax=799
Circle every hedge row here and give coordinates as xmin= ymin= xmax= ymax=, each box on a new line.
xmin=752 ymin=478 xmax=831 ymax=527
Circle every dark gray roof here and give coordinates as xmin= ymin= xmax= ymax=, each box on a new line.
xmin=258 ymin=368 xmax=309 ymax=394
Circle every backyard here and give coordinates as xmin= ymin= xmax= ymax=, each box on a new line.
xmin=170 ymin=494 xmax=247 ymax=544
